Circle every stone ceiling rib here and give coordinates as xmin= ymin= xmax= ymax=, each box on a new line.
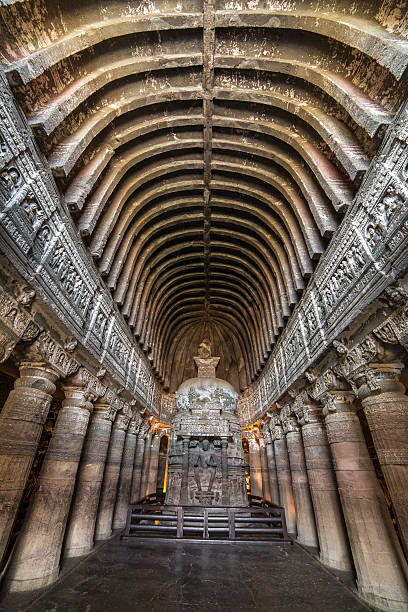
xmin=1 ymin=0 xmax=407 ymax=391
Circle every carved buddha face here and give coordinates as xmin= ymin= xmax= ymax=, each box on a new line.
xmin=201 ymin=439 xmax=210 ymax=451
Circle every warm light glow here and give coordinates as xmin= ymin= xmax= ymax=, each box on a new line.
xmin=163 ymin=443 xmax=169 ymax=493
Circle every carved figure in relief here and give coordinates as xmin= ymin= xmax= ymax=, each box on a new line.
xmin=0 ymin=166 xmax=20 ymax=194
xmin=193 ymin=439 xmax=217 ymax=493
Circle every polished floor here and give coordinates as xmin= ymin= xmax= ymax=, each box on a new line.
xmin=0 ymin=538 xmax=371 ymax=612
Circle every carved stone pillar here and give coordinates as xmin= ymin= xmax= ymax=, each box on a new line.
xmin=139 ymin=431 xmax=152 ymax=500
xmin=259 ymin=436 xmax=271 ymax=501
xmin=130 ymin=418 xmax=149 ymax=503
xmin=146 ymin=433 xmax=160 ymax=497
xmin=0 ymin=332 xmax=78 ymax=566
xmin=94 ymin=409 xmax=130 ymax=540
xmin=356 ymin=362 xmax=408 ymax=556
xmin=6 ymin=368 xmax=104 ymax=591
xmin=264 ymin=425 xmax=280 ymax=506
xmin=322 ymin=389 xmax=408 ymax=612
xmin=113 ymin=414 xmax=141 ymax=529
xmin=63 ymin=389 xmax=119 ymax=558
xmin=281 ymin=408 xmax=318 ymax=548
xmin=270 ymin=417 xmax=297 ymax=536
xmin=294 ymin=394 xmax=352 ymax=571
xmin=247 ymin=431 xmax=263 ymax=498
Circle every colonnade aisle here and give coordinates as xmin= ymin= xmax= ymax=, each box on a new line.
xmin=0 ymin=538 xmax=371 ymax=612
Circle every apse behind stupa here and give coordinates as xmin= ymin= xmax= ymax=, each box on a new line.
xmin=165 ymin=341 xmax=247 ymax=506
xmin=165 ymin=320 xmax=247 ymax=393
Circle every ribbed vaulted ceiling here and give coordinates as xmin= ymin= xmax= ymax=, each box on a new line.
xmin=1 ymin=0 xmax=407 ymax=392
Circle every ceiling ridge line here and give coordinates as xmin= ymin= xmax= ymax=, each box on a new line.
xmin=203 ymin=0 xmax=215 ymax=324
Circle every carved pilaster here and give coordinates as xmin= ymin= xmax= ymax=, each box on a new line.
xmin=321 ymin=387 xmax=408 ymax=611
xmin=64 ymin=386 xmax=121 ymax=558
xmin=130 ymin=416 xmax=150 ymax=503
xmin=6 ymin=368 xmax=102 ymax=590
xmin=293 ymin=390 xmax=351 ymax=571
xmin=352 ymin=360 xmax=408 ymax=557
xmin=281 ymin=404 xmax=317 ymax=547
xmin=113 ymin=414 xmax=141 ymax=529
xmin=94 ymin=409 xmax=130 ymax=540
xmin=270 ymin=414 xmax=296 ymax=535
xmin=0 ymin=331 xmax=80 ymax=567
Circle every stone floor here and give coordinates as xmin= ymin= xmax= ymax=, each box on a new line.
xmin=0 ymin=538 xmax=372 ymax=612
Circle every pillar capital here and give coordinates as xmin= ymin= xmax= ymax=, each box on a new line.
xmin=138 ymin=416 xmax=151 ymax=438
xmin=128 ymin=413 xmax=142 ymax=435
xmin=113 ymin=411 xmax=131 ymax=432
xmin=352 ymin=362 xmax=405 ymax=399
xmin=320 ymin=390 xmax=356 ymax=417
xmin=292 ymin=392 xmax=323 ymax=426
xmin=373 ymin=285 xmax=408 ymax=352
xmin=19 ymin=331 xmax=79 ymax=379
xmin=63 ymin=366 xmax=106 ymax=404
xmin=0 ymin=283 xmax=40 ymax=362
xmin=262 ymin=425 xmax=272 ymax=445
xmin=308 ymin=368 xmax=348 ymax=401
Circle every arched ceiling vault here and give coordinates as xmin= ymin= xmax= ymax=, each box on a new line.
xmin=1 ymin=0 xmax=407 ymax=392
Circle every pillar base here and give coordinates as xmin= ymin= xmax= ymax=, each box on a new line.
xmin=359 ymin=586 xmax=408 ymax=612
xmin=64 ymin=544 xmax=93 ymax=558
xmin=94 ymin=530 xmax=113 ymax=541
xmin=6 ymin=568 xmax=59 ymax=593
xmin=296 ymin=536 xmax=318 ymax=549
xmin=319 ymin=554 xmax=351 ymax=572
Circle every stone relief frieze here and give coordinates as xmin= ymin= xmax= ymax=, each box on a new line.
xmin=0 ymin=68 xmax=161 ymax=416
xmin=242 ymin=100 xmax=408 ymax=426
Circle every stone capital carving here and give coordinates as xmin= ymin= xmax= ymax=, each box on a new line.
xmin=320 ymin=390 xmax=356 ymax=417
xmin=66 ymin=366 xmax=106 ymax=400
xmin=0 ymin=283 xmax=40 ymax=362
xmin=291 ymin=391 xmax=322 ymax=426
xmin=352 ymin=362 xmax=405 ymax=399
xmin=309 ymin=368 xmax=347 ymax=401
xmin=128 ymin=411 xmax=142 ymax=434
xmin=114 ymin=411 xmax=131 ymax=431
xmin=21 ymin=331 xmax=79 ymax=378
xmin=333 ymin=334 xmax=384 ymax=385
xmin=374 ymin=288 xmax=408 ymax=352
xmin=263 ymin=426 xmax=272 ymax=445
xmin=138 ymin=417 xmax=151 ymax=438
xmin=281 ymin=414 xmax=299 ymax=435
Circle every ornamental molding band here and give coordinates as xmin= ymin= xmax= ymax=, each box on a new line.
xmin=0 ymin=68 xmax=163 ymax=417
xmin=244 ymin=100 xmax=408 ymax=425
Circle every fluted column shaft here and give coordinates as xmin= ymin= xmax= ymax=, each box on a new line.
xmin=113 ymin=418 xmax=139 ymax=529
xmin=94 ymin=412 xmax=129 ymax=540
xmin=272 ymin=424 xmax=297 ymax=536
xmin=139 ymin=432 xmax=152 ymax=500
xmin=295 ymin=404 xmax=352 ymax=571
xmin=357 ymin=363 xmax=408 ymax=555
xmin=63 ymin=399 xmax=116 ymax=557
xmin=282 ymin=415 xmax=318 ymax=548
xmin=259 ymin=439 xmax=271 ymax=501
xmin=6 ymin=385 xmax=94 ymax=591
xmin=130 ymin=435 xmax=146 ymax=503
xmin=0 ymin=363 xmax=58 ymax=566
xmin=323 ymin=391 xmax=408 ymax=612
xmin=248 ymin=436 xmax=263 ymax=498
xmin=146 ymin=434 xmax=160 ymax=497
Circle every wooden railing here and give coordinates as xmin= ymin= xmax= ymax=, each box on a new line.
xmin=122 ymin=500 xmax=291 ymax=545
